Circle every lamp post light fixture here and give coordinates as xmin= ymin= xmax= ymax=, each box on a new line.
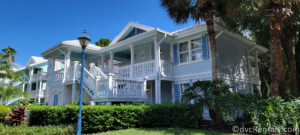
xmin=76 ymin=30 xmax=91 ymax=135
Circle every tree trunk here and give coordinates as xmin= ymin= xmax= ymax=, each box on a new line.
xmin=282 ymin=24 xmax=298 ymax=94
xmin=269 ymin=16 xmax=286 ymax=97
xmin=296 ymin=32 xmax=300 ymax=95
xmin=204 ymin=15 xmax=218 ymax=81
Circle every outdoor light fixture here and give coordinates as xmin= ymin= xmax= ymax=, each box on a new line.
xmin=76 ymin=30 xmax=91 ymax=135
xmin=78 ymin=30 xmax=91 ymax=48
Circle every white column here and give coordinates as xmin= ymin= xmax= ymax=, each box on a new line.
xmin=100 ymin=54 xmax=104 ymax=70
xmin=170 ymin=42 xmax=174 ymax=64
xmin=130 ymin=45 xmax=135 ymax=78
xmin=63 ymin=49 xmax=71 ymax=82
xmin=255 ymin=51 xmax=258 ymax=68
xmin=38 ymin=80 xmax=42 ymax=103
xmin=29 ymin=68 xmax=34 ymax=82
xmin=73 ymin=61 xmax=79 ymax=82
xmin=109 ymin=52 xmax=114 ymax=73
xmin=22 ymin=83 xmax=25 ymax=92
xmin=71 ymin=83 xmax=76 ymax=103
xmin=62 ymin=86 xmax=66 ymax=106
xmin=153 ymin=37 xmax=161 ymax=104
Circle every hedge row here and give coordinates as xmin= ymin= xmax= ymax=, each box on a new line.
xmin=0 ymin=106 xmax=11 ymax=123
xmin=29 ymin=104 xmax=203 ymax=134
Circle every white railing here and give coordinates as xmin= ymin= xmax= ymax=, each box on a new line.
xmin=133 ymin=60 xmax=155 ymax=78
xmin=48 ymin=69 xmax=64 ymax=86
xmin=112 ymin=79 xmax=146 ymax=98
xmin=117 ymin=60 xmax=155 ymax=79
xmin=30 ymin=71 xmax=47 ymax=81
xmin=118 ymin=66 xmax=130 ymax=79
xmin=50 ymin=60 xmax=148 ymax=102
xmin=160 ymin=60 xmax=172 ymax=76
xmin=89 ymin=64 xmax=107 ymax=80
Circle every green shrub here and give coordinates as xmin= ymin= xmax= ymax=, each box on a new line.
xmin=0 ymin=123 xmax=74 ymax=135
xmin=29 ymin=104 xmax=203 ymax=134
xmin=0 ymin=106 xmax=11 ymax=123
xmin=244 ymin=97 xmax=300 ymax=135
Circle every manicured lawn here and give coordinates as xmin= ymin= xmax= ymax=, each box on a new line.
xmin=93 ymin=128 xmax=240 ymax=135
xmin=0 ymin=123 xmax=75 ymax=135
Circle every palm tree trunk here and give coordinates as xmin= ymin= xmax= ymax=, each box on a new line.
xmin=296 ymin=32 xmax=300 ymax=95
xmin=282 ymin=26 xmax=298 ymax=94
xmin=269 ymin=16 xmax=286 ymax=97
xmin=204 ymin=15 xmax=218 ymax=81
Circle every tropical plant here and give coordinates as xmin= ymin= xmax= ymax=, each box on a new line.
xmin=0 ymin=85 xmax=24 ymax=105
xmin=1 ymin=46 xmax=16 ymax=64
xmin=161 ymin=0 xmax=218 ymax=81
xmin=5 ymin=106 xmax=27 ymax=126
xmin=181 ymin=81 xmax=243 ymax=126
xmin=95 ymin=38 xmax=111 ymax=47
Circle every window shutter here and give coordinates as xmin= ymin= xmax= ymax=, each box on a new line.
xmin=202 ymin=35 xmax=210 ymax=60
xmin=173 ymin=43 xmax=179 ymax=64
xmin=174 ymin=84 xmax=181 ymax=102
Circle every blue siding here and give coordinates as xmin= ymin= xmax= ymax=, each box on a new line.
xmin=173 ymin=44 xmax=179 ymax=65
xmin=53 ymin=94 xmax=58 ymax=106
xmin=173 ymin=60 xmax=212 ymax=77
xmin=174 ymin=84 xmax=180 ymax=102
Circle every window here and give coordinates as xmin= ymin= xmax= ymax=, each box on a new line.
xmin=179 ymin=42 xmax=189 ymax=63
xmin=191 ymin=38 xmax=202 ymax=61
xmin=181 ymin=83 xmax=190 ymax=93
xmin=31 ymin=83 xmax=36 ymax=90
xmin=177 ymin=36 xmax=208 ymax=63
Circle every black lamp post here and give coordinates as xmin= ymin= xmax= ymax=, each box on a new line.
xmin=76 ymin=30 xmax=91 ymax=135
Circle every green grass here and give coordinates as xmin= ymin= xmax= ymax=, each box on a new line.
xmin=93 ymin=128 xmax=240 ymax=135
xmin=0 ymin=123 xmax=75 ymax=135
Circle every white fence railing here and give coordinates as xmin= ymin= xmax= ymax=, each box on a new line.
xmin=249 ymin=67 xmax=259 ymax=78
xmin=62 ymin=61 xmax=147 ymax=101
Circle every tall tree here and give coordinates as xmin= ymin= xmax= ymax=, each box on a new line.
xmin=95 ymin=38 xmax=111 ymax=47
xmin=1 ymin=46 xmax=16 ymax=64
xmin=161 ymin=0 xmax=222 ymax=126
xmin=161 ymin=0 xmax=218 ymax=81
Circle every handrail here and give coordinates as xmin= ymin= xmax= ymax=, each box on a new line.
xmin=92 ymin=66 xmax=107 ymax=79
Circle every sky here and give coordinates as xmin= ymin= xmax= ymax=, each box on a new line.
xmin=0 ymin=0 xmax=196 ymax=66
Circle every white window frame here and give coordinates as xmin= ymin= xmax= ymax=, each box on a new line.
xmin=177 ymin=35 xmax=206 ymax=65
xmin=178 ymin=42 xmax=189 ymax=63
xmin=191 ymin=38 xmax=203 ymax=61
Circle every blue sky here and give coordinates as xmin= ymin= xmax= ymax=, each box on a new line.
xmin=0 ymin=0 xmax=196 ymax=66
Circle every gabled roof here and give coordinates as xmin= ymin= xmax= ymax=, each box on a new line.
xmin=110 ymin=22 xmax=155 ymax=45
xmin=25 ymin=56 xmax=47 ymax=67
xmin=41 ymin=40 xmax=102 ymax=57
xmin=61 ymin=40 xmax=101 ymax=50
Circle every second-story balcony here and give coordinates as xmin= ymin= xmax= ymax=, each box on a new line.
xmin=30 ymin=71 xmax=47 ymax=82
xmin=117 ymin=60 xmax=172 ymax=79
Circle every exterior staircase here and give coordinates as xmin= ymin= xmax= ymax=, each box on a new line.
xmin=64 ymin=61 xmax=148 ymax=103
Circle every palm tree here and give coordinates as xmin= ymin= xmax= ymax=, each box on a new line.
xmin=1 ymin=46 xmax=17 ymax=64
xmin=161 ymin=0 xmax=218 ymax=81
xmin=161 ymin=0 xmax=225 ymax=126
xmin=0 ymin=84 xmax=23 ymax=105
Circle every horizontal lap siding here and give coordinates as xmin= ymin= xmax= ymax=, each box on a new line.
xmin=173 ymin=60 xmax=212 ymax=77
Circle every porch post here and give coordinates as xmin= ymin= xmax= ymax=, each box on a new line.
xmin=255 ymin=51 xmax=258 ymax=68
xmin=38 ymin=79 xmax=42 ymax=103
xmin=63 ymin=49 xmax=71 ymax=82
xmin=72 ymin=83 xmax=76 ymax=103
xmin=153 ymin=37 xmax=161 ymax=104
xmin=100 ymin=54 xmax=104 ymax=70
xmin=130 ymin=45 xmax=135 ymax=78
xmin=109 ymin=52 xmax=114 ymax=73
